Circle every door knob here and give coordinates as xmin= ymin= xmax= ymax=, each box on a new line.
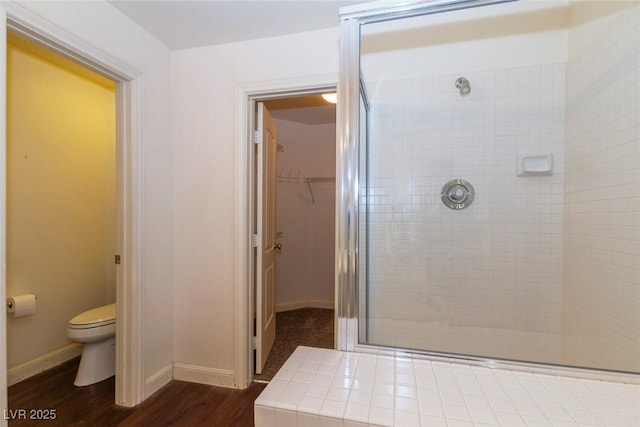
xmin=274 ymin=243 xmax=282 ymax=251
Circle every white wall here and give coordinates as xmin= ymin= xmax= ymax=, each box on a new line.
xmin=361 ymin=0 xmax=569 ymax=98
xmin=171 ymin=28 xmax=338 ymax=385
xmin=274 ymin=119 xmax=335 ymax=311
xmin=563 ymin=1 xmax=640 ymax=372
xmin=3 ymin=0 xmax=174 ymax=399
xmin=7 ymin=35 xmax=116 ymax=373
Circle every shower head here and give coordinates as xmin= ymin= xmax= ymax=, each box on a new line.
xmin=455 ymin=77 xmax=471 ymax=96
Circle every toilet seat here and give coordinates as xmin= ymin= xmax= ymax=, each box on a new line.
xmin=68 ymin=303 xmax=116 ymax=329
xmin=67 ymin=303 xmax=117 ymax=386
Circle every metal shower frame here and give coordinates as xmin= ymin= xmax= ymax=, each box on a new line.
xmin=334 ymin=0 xmax=639 ymax=384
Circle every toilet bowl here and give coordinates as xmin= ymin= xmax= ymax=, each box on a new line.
xmin=67 ymin=303 xmax=116 ymax=386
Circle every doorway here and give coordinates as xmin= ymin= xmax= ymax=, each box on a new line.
xmin=251 ymin=91 xmax=337 ymax=381
xmin=2 ymin=10 xmax=144 ymax=409
xmin=6 ymin=29 xmax=117 ymax=398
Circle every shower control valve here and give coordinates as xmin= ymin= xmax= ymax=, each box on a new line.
xmin=441 ymin=179 xmax=475 ymax=210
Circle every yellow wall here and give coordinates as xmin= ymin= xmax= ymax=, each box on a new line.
xmin=7 ymin=33 xmax=116 ymax=369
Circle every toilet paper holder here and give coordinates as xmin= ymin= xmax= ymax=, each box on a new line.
xmin=6 ymin=294 xmax=37 ymax=312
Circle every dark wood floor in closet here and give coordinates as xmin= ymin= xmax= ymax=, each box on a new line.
xmin=254 ymin=308 xmax=334 ymax=382
xmin=8 ymin=357 xmax=266 ymax=427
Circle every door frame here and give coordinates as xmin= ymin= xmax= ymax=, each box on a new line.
xmin=234 ymin=76 xmax=337 ymax=387
xmin=0 ymin=2 xmax=145 ymax=414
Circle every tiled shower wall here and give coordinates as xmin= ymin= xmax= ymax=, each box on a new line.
xmin=563 ymin=4 xmax=640 ymax=372
xmin=364 ymin=63 xmax=566 ymax=364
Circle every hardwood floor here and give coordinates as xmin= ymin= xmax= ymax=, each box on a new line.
xmin=8 ymin=358 xmax=266 ymax=426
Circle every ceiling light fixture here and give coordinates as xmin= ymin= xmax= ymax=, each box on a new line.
xmin=321 ymin=93 xmax=337 ymax=104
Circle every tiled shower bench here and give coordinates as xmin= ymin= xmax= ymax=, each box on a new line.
xmin=254 ymin=346 xmax=639 ymax=427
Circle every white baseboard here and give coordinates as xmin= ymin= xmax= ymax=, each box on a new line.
xmin=8 ymin=344 xmax=83 ymax=386
xmin=173 ymin=363 xmax=236 ymax=388
xmin=144 ymin=364 xmax=173 ymax=399
xmin=276 ymin=299 xmax=334 ymax=313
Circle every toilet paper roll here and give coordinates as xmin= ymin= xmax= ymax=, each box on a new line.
xmin=7 ymin=294 xmax=37 ymax=318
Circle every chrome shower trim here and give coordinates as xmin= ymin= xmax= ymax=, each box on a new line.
xmin=340 ymin=0 xmax=518 ymax=24
xmin=336 ymin=15 xmax=361 ymax=351
xmin=455 ymin=76 xmax=471 ymax=95
xmin=354 ymin=344 xmax=640 ymax=385
xmin=441 ymin=178 xmax=475 ymax=209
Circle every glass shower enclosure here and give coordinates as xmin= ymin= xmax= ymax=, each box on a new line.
xmin=337 ymin=0 xmax=640 ymax=377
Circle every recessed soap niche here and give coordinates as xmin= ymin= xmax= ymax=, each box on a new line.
xmin=517 ymin=153 xmax=553 ymax=176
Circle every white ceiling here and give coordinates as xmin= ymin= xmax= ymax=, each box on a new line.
xmin=109 ymin=0 xmax=360 ymax=50
xmin=109 ymin=1 xmax=343 ymax=125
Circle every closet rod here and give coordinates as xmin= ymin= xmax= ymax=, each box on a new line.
xmin=304 ymin=177 xmax=335 ymax=203
xmin=305 ymin=177 xmax=335 ymax=183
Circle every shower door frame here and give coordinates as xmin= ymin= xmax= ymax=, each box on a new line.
xmin=335 ymin=0 xmax=640 ymax=384
xmin=336 ymin=0 xmax=520 ymax=353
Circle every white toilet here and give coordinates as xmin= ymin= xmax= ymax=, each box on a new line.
xmin=67 ymin=303 xmax=116 ymax=386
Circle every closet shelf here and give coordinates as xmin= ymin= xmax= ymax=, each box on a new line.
xmin=305 ymin=177 xmax=335 ymax=203
xmin=277 ymin=168 xmax=301 ymax=183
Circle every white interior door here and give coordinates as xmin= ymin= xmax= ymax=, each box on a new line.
xmin=255 ymin=102 xmax=278 ymax=374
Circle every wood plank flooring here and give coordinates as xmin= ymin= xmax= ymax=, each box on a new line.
xmin=8 ymin=357 xmax=266 ymax=426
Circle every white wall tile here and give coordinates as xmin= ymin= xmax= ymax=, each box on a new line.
xmin=563 ymin=1 xmax=640 ymax=373
xmin=254 ymin=405 xmax=276 ymax=427
xmin=368 ymin=406 xmax=393 ymax=426
xmin=297 ymin=412 xmax=321 ymax=427
xmin=254 ymin=347 xmax=640 ymax=427
xmin=344 ymin=403 xmax=370 ymax=423
xmin=275 ymin=408 xmax=298 ymax=427
xmin=363 ymin=63 xmax=565 ymax=364
xmin=321 ymin=399 xmax=347 ymax=419
xmin=299 ymin=396 xmax=325 ymax=415
xmin=320 ymin=416 xmax=344 ymax=427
